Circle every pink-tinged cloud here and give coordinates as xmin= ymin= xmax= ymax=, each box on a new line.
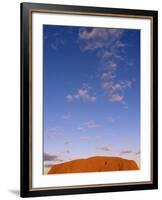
xmin=115 ymin=40 xmax=125 ymax=48
xmin=101 ymin=80 xmax=132 ymax=103
xmin=66 ymin=87 xmax=96 ymax=103
xmin=79 ymin=28 xmax=124 ymax=51
xmin=103 ymin=61 xmax=117 ymax=70
xmin=100 ymin=50 xmax=113 ymax=59
xmin=101 ymin=81 xmax=131 ymax=91
xmin=78 ymin=27 xmax=132 ymax=104
xmin=101 ymin=72 xmax=115 ymax=80
xmin=110 ymin=94 xmax=124 ymax=102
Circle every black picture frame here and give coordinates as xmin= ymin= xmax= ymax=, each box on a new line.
xmin=21 ymin=2 xmax=158 ymax=197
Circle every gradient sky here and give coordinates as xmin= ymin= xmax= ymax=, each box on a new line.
xmin=43 ymin=25 xmax=140 ymax=172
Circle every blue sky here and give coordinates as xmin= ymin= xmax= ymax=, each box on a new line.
xmin=43 ymin=25 xmax=140 ymax=170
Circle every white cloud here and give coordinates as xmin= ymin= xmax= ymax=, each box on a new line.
xmin=65 ymin=95 xmax=74 ymax=102
xmin=102 ymin=61 xmax=117 ymax=70
xmin=99 ymin=50 xmax=113 ymax=59
xmin=101 ymin=80 xmax=132 ymax=103
xmin=77 ymin=120 xmax=99 ymax=131
xmin=79 ymin=28 xmax=124 ymax=51
xmin=66 ymin=87 xmax=96 ymax=103
xmin=101 ymin=80 xmax=131 ymax=91
xmin=101 ymin=72 xmax=115 ymax=80
xmin=78 ymin=27 xmax=133 ymax=104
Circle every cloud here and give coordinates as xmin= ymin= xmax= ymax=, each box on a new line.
xmin=44 ymin=152 xmax=63 ymax=162
xmin=77 ymin=120 xmax=99 ymax=131
xmin=101 ymin=80 xmax=132 ymax=91
xmin=99 ymin=50 xmax=113 ymax=59
xmin=64 ymin=140 xmax=72 ymax=145
xmin=110 ymin=94 xmax=124 ymax=102
xmin=101 ymin=72 xmax=115 ymax=80
xmin=79 ymin=27 xmax=134 ymax=105
xmin=80 ymin=135 xmax=101 ymax=141
xmin=101 ymin=80 xmax=132 ymax=103
xmin=62 ymin=112 xmax=71 ymax=119
xmin=79 ymin=28 xmax=124 ymax=51
xmin=119 ymin=149 xmax=140 ymax=156
xmin=102 ymin=60 xmax=117 ymax=70
xmin=61 ymin=149 xmax=70 ymax=154
xmin=120 ymin=150 xmax=133 ymax=155
xmin=66 ymin=86 xmax=96 ymax=103
xmin=134 ymin=151 xmax=140 ymax=155
xmin=66 ymin=95 xmax=74 ymax=102
xmin=49 ymin=32 xmax=65 ymax=50
xmin=78 ymin=27 xmax=133 ymax=104
xmin=47 ymin=128 xmax=63 ymax=137
xmin=97 ymin=145 xmax=111 ymax=151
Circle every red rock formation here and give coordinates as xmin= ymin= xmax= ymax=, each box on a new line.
xmin=48 ymin=156 xmax=139 ymax=174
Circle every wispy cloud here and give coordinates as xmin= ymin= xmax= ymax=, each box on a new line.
xmin=134 ymin=151 xmax=140 ymax=155
xmin=97 ymin=145 xmax=112 ymax=151
xmin=101 ymin=80 xmax=132 ymax=103
xmin=102 ymin=60 xmax=117 ymax=70
xmin=120 ymin=150 xmax=133 ymax=155
xmin=61 ymin=149 xmax=70 ymax=154
xmin=78 ymin=27 xmax=132 ymax=104
xmin=44 ymin=152 xmax=63 ymax=162
xmin=80 ymin=136 xmax=92 ymax=141
xmin=49 ymin=32 xmax=65 ymax=50
xmin=65 ymin=95 xmax=74 ymax=102
xmin=77 ymin=120 xmax=99 ymax=131
xmin=80 ymin=135 xmax=101 ymax=141
xmin=101 ymin=81 xmax=131 ymax=91
xmin=101 ymin=72 xmax=115 ymax=80
xmin=46 ymin=128 xmax=63 ymax=137
xmin=64 ymin=140 xmax=72 ymax=145
xmin=110 ymin=94 xmax=124 ymax=102
xmin=66 ymin=86 xmax=96 ymax=103
xmin=79 ymin=28 xmax=124 ymax=52
xmin=62 ymin=112 xmax=71 ymax=120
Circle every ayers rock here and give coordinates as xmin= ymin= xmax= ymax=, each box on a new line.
xmin=48 ymin=156 xmax=139 ymax=174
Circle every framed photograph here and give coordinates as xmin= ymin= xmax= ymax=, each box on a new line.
xmin=21 ymin=2 xmax=158 ymax=197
